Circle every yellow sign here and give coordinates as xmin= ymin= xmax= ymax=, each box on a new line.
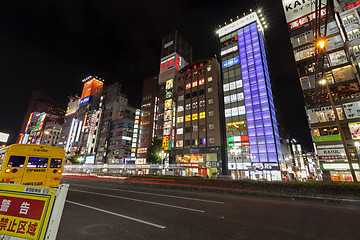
xmin=162 ymin=136 xmax=169 ymax=150
xmin=0 ymin=184 xmax=56 ymax=240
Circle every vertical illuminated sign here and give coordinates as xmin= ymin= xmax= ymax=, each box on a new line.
xmin=162 ymin=79 xmax=173 ymax=150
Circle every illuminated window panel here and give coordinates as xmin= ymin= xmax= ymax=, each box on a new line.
xmin=199 ymin=78 xmax=205 ymax=85
xmin=177 ymin=105 xmax=184 ymax=112
xmin=208 ymin=77 xmax=213 ymax=82
xmin=186 ymin=83 xmax=191 ymax=89
xmin=185 ymin=115 xmax=191 ymax=121
xmin=192 ymin=113 xmax=198 ymax=120
xmin=199 ymin=112 xmax=206 ymax=119
xmin=177 ymin=116 xmax=184 ymax=123
xmin=176 ymin=128 xmax=183 ymax=135
xmin=192 ymin=81 xmax=198 ymax=87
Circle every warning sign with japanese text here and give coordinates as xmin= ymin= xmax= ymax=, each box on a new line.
xmin=0 ymin=184 xmax=56 ymax=240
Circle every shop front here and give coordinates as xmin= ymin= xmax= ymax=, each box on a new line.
xmin=321 ymin=162 xmax=360 ymax=182
xmin=175 ymin=153 xmax=219 ymax=178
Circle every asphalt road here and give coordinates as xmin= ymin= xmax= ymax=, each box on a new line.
xmin=57 ymin=177 xmax=360 ymax=240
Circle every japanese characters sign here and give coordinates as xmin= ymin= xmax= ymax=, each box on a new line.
xmin=0 ymin=184 xmax=56 ymax=240
xmin=282 ymin=0 xmax=328 ymax=31
xmin=343 ymin=101 xmax=360 ymax=119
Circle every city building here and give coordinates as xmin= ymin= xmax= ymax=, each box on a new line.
xmin=173 ymin=58 xmax=225 ymax=177
xmin=282 ymin=0 xmax=360 ymax=181
xmin=137 ymin=76 xmax=158 ymax=163
xmin=18 ymin=112 xmax=62 ymax=146
xmin=139 ymin=31 xmax=192 ymax=167
xmin=18 ymin=91 xmax=65 ymax=143
xmin=96 ymin=82 xmax=137 ymax=164
xmin=217 ymin=11 xmax=284 ymax=180
xmin=57 ymin=76 xmax=104 ymax=163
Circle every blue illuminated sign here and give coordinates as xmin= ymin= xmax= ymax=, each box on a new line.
xmin=79 ymin=96 xmax=90 ymax=106
xmin=222 ymin=56 xmax=240 ymax=68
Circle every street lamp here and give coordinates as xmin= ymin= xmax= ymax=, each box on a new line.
xmin=316 ymin=39 xmax=358 ymax=182
xmin=159 ymin=151 xmax=166 ymax=175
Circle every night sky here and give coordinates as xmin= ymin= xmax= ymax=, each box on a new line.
xmin=0 ymin=0 xmax=313 ymax=151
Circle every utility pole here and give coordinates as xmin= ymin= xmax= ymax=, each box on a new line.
xmin=315 ymin=0 xmax=358 ymax=182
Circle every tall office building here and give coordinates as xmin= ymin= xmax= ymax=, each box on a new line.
xmin=218 ymin=12 xmax=284 ymax=180
xmin=173 ymin=58 xmax=225 ymax=177
xmin=137 ymin=76 xmax=158 ymax=163
xmin=282 ymin=0 xmax=360 ymax=181
xmin=18 ymin=91 xmax=65 ymax=142
xmin=58 ymin=77 xmax=104 ymax=162
xmin=138 ymin=31 xmax=192 ymax=165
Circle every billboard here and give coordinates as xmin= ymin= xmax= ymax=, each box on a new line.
xmin=80 ymin=78 xmax=104 ymax=99
xmin=282 ymin=0 xmax=327 ymax=31
xmin=348 ymin=122 xmax=360 ymax=139
xmin=0 ymin=132 xmax=9 ymax=142
xmin=65 ymin=98 xmax=79 ymax=116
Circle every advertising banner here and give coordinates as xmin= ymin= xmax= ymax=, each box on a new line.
xmin=65 ymin=99 xmax=79 ymax=117
xmin=313 ymin=135 xmax=342 ymax=142
xmin=282 ymin=0 xmax=327 ymax=31
xmin=348 ymin=122 xmax=360 ymax=139
xmin=0 ymin=184 xmax=56 ymax=240
xmin=317 ymin=148 xmax=347 ymax=161
xmin=343 ymin=101 xmax=360 ymax=119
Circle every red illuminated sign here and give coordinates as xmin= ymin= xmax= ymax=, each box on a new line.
xmin=347 ymin=1 xmax=360 ymax=9
xmin=161 ymin=54 xmax=181 ymax=70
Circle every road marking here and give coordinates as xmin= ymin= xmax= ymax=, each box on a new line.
xmin=66 ymin=200 xmax=166 ymax=229
xmin=69 ymin=188 xmax=205 ymax=213
xmin=71 ymin=183 xmax=224 ymax=204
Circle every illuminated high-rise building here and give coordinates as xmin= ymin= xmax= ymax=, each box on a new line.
xmin=58 ymin=76 xmax=104 ymax=161
xmin=217 ymin=12 xmax=284 ymax=180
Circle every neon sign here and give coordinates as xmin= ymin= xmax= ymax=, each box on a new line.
xmin=160 ymin=54 xmax=182 ymax=70
xmin=347 ymin=1 xmax=360 ymax=10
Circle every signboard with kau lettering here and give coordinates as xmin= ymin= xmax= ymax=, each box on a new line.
xmin=0 ymin=184 xmax=56 ymax=240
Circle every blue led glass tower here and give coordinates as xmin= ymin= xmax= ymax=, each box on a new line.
xmin=218 ymin=12 xmax=283 ymax=180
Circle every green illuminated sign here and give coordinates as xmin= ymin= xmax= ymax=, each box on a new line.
xmin=313 ymin=135 xmax=341 ymax=142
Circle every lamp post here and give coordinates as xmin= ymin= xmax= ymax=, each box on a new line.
xmin=159 ymin=151 xmax=166 ymax=175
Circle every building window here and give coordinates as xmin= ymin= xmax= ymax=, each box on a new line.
xmin=199 ymin=79 xmax=205 ymax=85
xmin=185 ymin=93 xmax=191 ymax=99
xmin=193 ymin=125 xmax=198 ymax=132
xmin=192 ymin=91 xmax=198 ymax=97
xmin=185 ymin=104 xmax=191 ymax=110
xmin=199 ymin=89 xmax=205 ymax=95
xmin=208 ymin=99 xmax=213 ymax=105
xmin=208 ymin=87 xmax=213 ymax=93
xmin=208 ymin=77 xmax=213 ymax=82
xmin=209 ymin=111 xmax=214 ymax=117
xmin=185 ymin=115 xmax=191 ymax=121
xmin=201 ymin=138 xmax=206 ymax=145
xmin=199 ymin=112 xmax=206 ymax=119
xmin=185 ymin=127 xmax=191 ymax=133
xmin=207 ymin=65 xmax=212 ymax=72
xmin=178 ymin=86 xmax=184 ymax=91
xmin=178 ymin=95 xmax=184 ymax=101
xmin=178 ymin=76 xmax=184 ymax=82
xmin=192 ymin=102 xmax=198 ymax=109
xmin=177 ymin=116 xmax=184 ymax=123
xmin=185 ymin=140 xmax=191 ymax=146
xmin=192 ymin=139 xmax=198 ymax=146
xmin=178 ymin=105 xmax=184 ymax=112
xmin=209 ymin=124 xmax=215 ymax=130
xmin=199 ymin=100 xmax=205 ymax=108
xmin=186 ymin=83 xmax=191 ymax=89
xmin=176 ymin=128 xmax=183 ymax=135
xmin=209 ymin=138 xmax=215 ymax=144
xmin=192 ymin=113 xmax=198 ymax=120
xmin=192 ymin=81 xmax=198 ymax=87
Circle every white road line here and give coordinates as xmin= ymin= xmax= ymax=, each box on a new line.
xmin=71 ymin=183 xmax=224 ymax=204
xmin=66 ymin=200 xmax=166 ymax=229
xmin=69 ymin=188 xmax=205 ymax=213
